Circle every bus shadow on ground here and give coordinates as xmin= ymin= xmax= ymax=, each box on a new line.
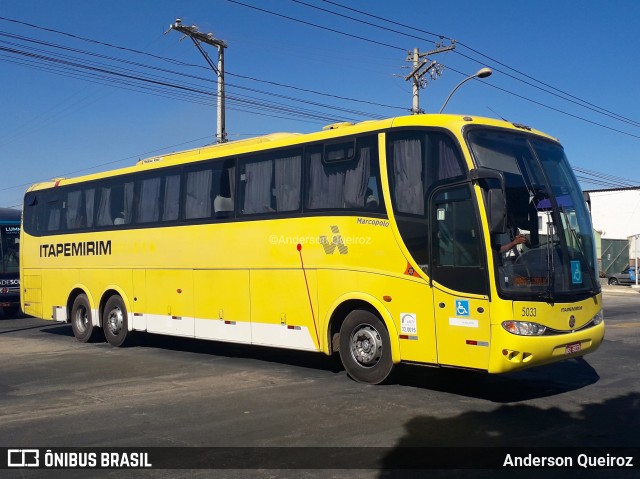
xmin=377 ymin=392 xmax=640 ymax=479
xmin=394 ymin=358 xmax=599 ymax=403
xmin=42 ymin=324 xmax=345 ymax=374
xmin=40 ymin=324 xmax=598 ymax=400
xmin=140 ymin=332 xmax=346 ymax=374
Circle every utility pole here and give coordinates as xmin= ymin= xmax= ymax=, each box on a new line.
xmin=404 ymin=42 xmax=455 ymax=114
xmin=168 ymin=19 xmax=228 ymax=143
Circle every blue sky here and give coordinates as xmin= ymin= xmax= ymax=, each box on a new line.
xmin=2 ymin=0 xmax=640 ymax=209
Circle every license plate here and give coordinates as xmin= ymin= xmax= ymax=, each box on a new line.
xmin=565 ymin=342 xmax=581 ymax=354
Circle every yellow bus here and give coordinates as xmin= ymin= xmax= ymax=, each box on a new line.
xmin=20 ymin=114 xmax=604 ymax=384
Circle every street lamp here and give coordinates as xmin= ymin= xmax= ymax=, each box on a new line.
xmin=439 ymin=68 xmax=493 ymax=114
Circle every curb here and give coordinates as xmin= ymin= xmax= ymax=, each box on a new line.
xmin=601 ymin=285 xmax=640 ymax=295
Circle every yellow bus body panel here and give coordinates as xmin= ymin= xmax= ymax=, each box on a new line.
xmin=20 ymin=114 xmax=603 ymax=375
xmin=488 ymin=294 xmax=605 ymax=373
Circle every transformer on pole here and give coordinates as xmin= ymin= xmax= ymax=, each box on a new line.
xmin=404 ymin=42 xmax=455 ymax=114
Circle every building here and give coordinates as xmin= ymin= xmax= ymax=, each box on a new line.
xmin=587 ymin=187 xmax=640 ymax=275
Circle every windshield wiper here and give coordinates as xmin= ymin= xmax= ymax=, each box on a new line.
xmin=544 ymin=215 xmax=556 ymax=300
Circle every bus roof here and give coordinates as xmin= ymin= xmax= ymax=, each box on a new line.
xmin=0 ymin=207 xmax=21 ymax=223
xmin=25 ymin=114 xmax=556 ymax=192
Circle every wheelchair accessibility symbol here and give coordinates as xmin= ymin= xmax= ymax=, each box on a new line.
xmin=570 ymin=260 xmax=582 ymax=285
xmin=455 ymin=299 xmax=470 ymax=317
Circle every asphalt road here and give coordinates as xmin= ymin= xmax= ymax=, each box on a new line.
xmin=0 ymin=288 xmax=639 ymax=479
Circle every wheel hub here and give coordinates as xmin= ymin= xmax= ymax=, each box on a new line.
xmin=107 ymin=307 xmax=123 ymax=335
xmin=75 ymin=306 xmax=89 ymax=333
xmin=350 ymin=325 xmax=382 ymax=366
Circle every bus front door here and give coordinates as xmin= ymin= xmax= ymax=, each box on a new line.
xmin=430 ymin=185 xmax=491 ymax=370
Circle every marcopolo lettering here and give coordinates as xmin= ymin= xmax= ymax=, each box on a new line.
xmin=40 ymin=240 xmax=112 ymax=258
xmin=356 ymin=217 xmax=389 ymax=227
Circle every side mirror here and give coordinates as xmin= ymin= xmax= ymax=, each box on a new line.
xmin=487 ymin=188 xmax=507 ymax=234
xmin=470 ymin=168 xmax=507 ymax=234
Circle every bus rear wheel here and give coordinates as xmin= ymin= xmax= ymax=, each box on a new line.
xmin=102 ymin=295 xmax=134 ymax=347
xmin=71 ymin=294 xmax=101 ymax=342
xmin=339 ymin=310 xmax=394 ymax=385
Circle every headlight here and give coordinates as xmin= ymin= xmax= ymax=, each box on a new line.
xmin=591 ymin=310 xmax=604 ymax=325
xmin=502 ymin=320 xmax=547 ymax=336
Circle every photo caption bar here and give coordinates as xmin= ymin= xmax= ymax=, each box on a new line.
xmin=2 ymin=447 xmax=638 ymax=470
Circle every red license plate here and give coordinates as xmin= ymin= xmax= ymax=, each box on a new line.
xmin=565 ymin=342 xmax=581 ymax=354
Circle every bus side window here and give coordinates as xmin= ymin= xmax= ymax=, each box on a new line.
xmin=273 ymin=153 xmax=301 ymax=212
xmin=431 ymin=185 xmax=487 ymax=295
xmin=306 ymin=136 xmax=382 ymax=212
xmin=97 ymin=182 xmax=133 ymax=226
xmin=162 ymin=174 xmax=181 ymax=221
xmin=65 ymin=189 xmax=94 ymax=230
xmin=23 ymin=193 xmax=40 ymax=235
xmin=45 ymin=197 xmax=62 ymax=233
xmin=185 ymin=168 xmax=213 ymax=220
xmin=135 ymin=177 xmax=162 ymax=224
xmin=213 ymin=160 xmax=236 ymax=219
xmin=239 ymin=150 xmax=300 ymax=215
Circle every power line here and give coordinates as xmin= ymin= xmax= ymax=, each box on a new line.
xmin=0 ymin=15 xmax=402 ymax=112
xmin=292 ymin=0 xmax=439 ymax=46
xmin=0 ymin=134 xmax=216 ymax=207
xmin=8 ymin=32 xmax=626 ymax=186
xmin=227 ymin=1 xmax=640 ymax=140
xmin=2 ymin=9 xmax=637 ymax=195
xmin=0 ymin=41 xmax=364 ymax=124
xmin=226 ymin=71 xmax=405 ymax=111
xmin=318 ymin=0 xmax=450 ymax=41
xmin=225 ymin=0 xmax=406 ymax=51
xmin=573 ymin=167 xmax=638 ymax=188
xmin=314 ymin=0 xmax=640 ymax=129
xmin=446 ymin=66 xmax=640 ymax=141
xmin=6 ymin=8 xmax=640 ymax=141
xmin=575 ymin=175 xmax=631 ymax=189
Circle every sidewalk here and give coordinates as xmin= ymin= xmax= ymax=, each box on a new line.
xmin=600 ymin=280 xmax=640 ymax=295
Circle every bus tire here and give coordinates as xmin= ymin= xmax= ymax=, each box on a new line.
xmin=339 ymin=309 xmax=394 ymax=385
xmin=102 ymin=295 xmax=134 ymax=347
xmin=71 ymin=294 xmax=101 ymax=342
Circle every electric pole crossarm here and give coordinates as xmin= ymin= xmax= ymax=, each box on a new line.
xmin=168 ymin=18 xmax=228 ymax=143
xmin=404 ymin=60 xmax=436 ymax=82
xmin=421 ymin=45 xmax=455 ymax=57
xmin=169 ymin=21 xmax=227 ymax=49
xmin=403 ymin=42 xmax=456 ymax=115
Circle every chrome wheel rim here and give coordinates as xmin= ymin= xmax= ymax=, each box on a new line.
xmin=106 ymin=307 xmax=123 ymax=336
xmin=74 ymin=305 xmax=89 ymax=333
xmin=349 ymin=324 xmax=383 ymax=367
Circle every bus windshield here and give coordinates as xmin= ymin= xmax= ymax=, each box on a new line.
xmin=467 ymin=128 xmax=599 ymax=300
xmin=1 ymin=225 xmax=20 ymax=274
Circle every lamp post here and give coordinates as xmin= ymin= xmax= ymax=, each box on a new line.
xmin=439 ymin=68 xmax=492 ymax=114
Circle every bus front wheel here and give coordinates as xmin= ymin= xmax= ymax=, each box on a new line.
xmin=71 ymin=294 xmax=102 ymax=342
xmin=102 ymin=295 xmax=134 ymax=347
xmin=339 ymin=310 xmax=394 ymax=385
